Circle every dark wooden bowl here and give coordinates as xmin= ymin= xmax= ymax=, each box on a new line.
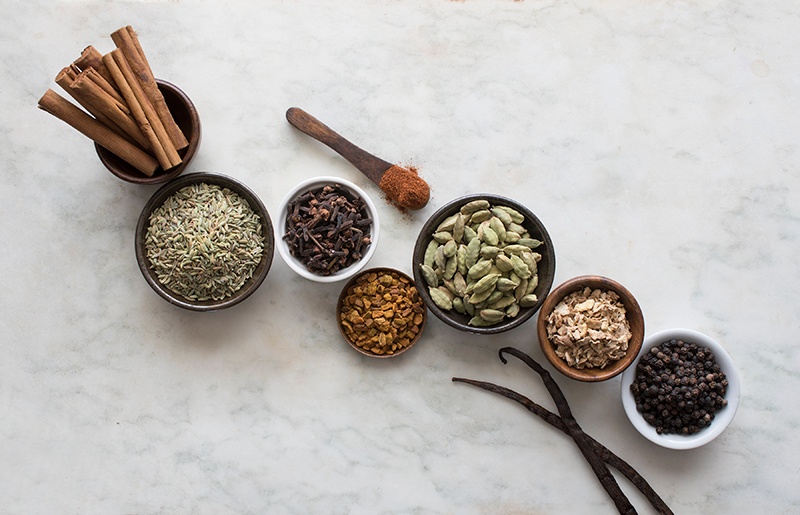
xmin=135 ymin=172 xmax=274 ymax=311
xmin=537 ymin=275 xmax=644 ymax=382
xmin=336 ymin=267 xmax=427 ymax=358
xmin=96 ymin=79 xmax=201 ymax=185
xmin=412 ymin=194 xmax=556 ymax=335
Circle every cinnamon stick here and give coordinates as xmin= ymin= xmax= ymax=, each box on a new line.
xmin=37 ymin=89 xmax=158 ymax=176
xmin=73 ymin=45 xmax=115 ymax=85
xmin=55 ymin=66 xmax=125 ymax=139
xmin=70 ymin=69 xmax=151 ymax=150
xmin=111 ymin=26 xmax=187 ymax=150
xmin=104 ymin=49 xmax=181 ymax=170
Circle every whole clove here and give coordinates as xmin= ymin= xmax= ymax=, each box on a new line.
xmin=283 ymin=184 xmax=372 ymax=276
xmin=453 ymin=347 xmax=674 ymax=515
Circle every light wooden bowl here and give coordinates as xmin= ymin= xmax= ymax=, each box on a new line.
xmin=536 ymin=275 xmax=644 ymax=382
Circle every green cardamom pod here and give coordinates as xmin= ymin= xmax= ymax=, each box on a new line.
xmin=453 ymin=213 xmax=465 ymax=243
xmin=508 ymin=222 xmax=527 ymax=235
xmin=515 ymin=278 xmax=529 ymax=302
xmin=506 ymin=303 xmax=520 ymax=318
xmin=503 ymin=244 xmax=530 ymax=256
xmin=490 ymin=207 xmax=513 ymax=227
xmin=519 ymin=294 xmax=538 ymax=307
xmin=453 ymin=272 xmax=467 ymax=296
xmin=482 ymin=227 xmax=499 ymax=246
xmin=479 ymin=245 xmax=502 ymax=259
xmin=510 ymin=254 xmax=532 ymax=279
xmin=468 ymin=209 xmax=491 ymax=224
xmin=488 ymin=294 xmax=517 ymax=310
xmin=468 ymin=285 xmax=495 ymax=304
xmin=433 ymin=231 xmax=453 ymax=244
xmin=419 ymin=263 xmax=439 ymax=288
xmin=460 ymin=199 xmax=491 ymax=216
xmin=465 ymin=237 xmax=481 ymax=268
xmin=423 ymin=239 xmax=439 ymax=268
xmin=468 ymin=315 xmax=494 ymax=327
xmin=467 ymin=258 xmax=492 ymax=279
xmin=525 ymin=274 xmax=538 ymax=295
xmin=452 ymin=297 xmax=466 ymax=314
xmin=496 ymin=277 xmax=518 ymax=292
xmin=504 ymin=231 xmax=521 ymax=243
xmin=456 ymin=245 xmax=467 ymax=275
xmin=495 ymin=254 xmax=514 ymax=273
xmin=437 ymin=285 xmax=455 ymax=301
xmin=443 ymin=239 xmax=457 ymax=258
xmin=495 ymin=205 xmax=524 ymax=223
xmin=463 ymin=295 xmax=475 ymax=315
xmin=518 ymin=238 xmax=542 ymax=249
xmin=489 ymin=216 xmax=506 ymax=243
xmin=434 ymin=245 xmax=447 ymax=270
xmin=429 ymin=287 xmax=453 ymax=310
xmin=479 ymin=309 xmax=505 ymax=323
xmin=472 ymin=273 xmax=500 ymax=294
xmin=486 ymin=290 xmax=503 ymax=305
xmin=436 ymin=213 xmax=459 ymax=233
xmin=444 ymin=255 xmax=457 ymax=280
xmin=463 ymin=225 xmax=477 ymax=243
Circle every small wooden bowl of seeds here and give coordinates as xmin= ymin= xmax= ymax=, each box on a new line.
xmin=135 ymin=172 xmax=274 ymax=311
xmin=276 ymin=176 xmax=380 ymax=283
xmin=336 ymin=267 xmax=427 ymax=358
xmin=412 ymin=194 xmax=556 ymax=335
xmin=536 ymin=275 xmax=644 ymax=382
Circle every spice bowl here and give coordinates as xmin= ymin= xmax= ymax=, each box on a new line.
xmin=412 ymin=193 xmax=555 ymax=335
xmin=97 ymin=79 xmax=201 ymax=185
xmin=135 ymin=172 xmax=274 ymax=311
xmin=536 ymin=275 xmax=644 ymax=382
xmin=620 ymin=328 xmax=741 ymax=450
xmin=276 ymin=176 xmax=380 ymax=283
xmin=336 ymin=267 xmax=427 ymax=358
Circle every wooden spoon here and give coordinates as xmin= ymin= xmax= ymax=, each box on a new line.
xmin=286 ymin=107 xmax=392 ymax=186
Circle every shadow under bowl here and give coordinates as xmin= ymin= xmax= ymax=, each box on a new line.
xmin=135 ymin=172 xmax=274 ymax=311
xmin=536 ymin=275 xmax=644 ymax=382
xmin=412 ymin=193 xmax=556 ymax=335
xmin=96 ymin=79 xmax=201 ymax=185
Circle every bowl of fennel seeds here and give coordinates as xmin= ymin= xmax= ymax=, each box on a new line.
xmin=135 ymin=172 xmax=274 ymax=311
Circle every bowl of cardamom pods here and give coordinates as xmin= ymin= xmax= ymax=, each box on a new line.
xmin=412 ymin=194 xmax=556 ymax=334
xmin=135 ymin=172 xmax=274 ymax=311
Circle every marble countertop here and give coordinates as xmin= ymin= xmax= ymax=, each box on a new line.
xmin=3 ymin=1 xmax=799 ymax=513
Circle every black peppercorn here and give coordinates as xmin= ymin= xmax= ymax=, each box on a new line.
xmin=630 ymin=339 xmax=728 ymax=435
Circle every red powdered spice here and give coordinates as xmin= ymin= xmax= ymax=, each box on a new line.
xmin=379 ymin=165 xmax=430 ymax=211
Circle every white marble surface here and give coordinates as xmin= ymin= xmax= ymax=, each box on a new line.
xmin=2 ymin=1 xmax=799 ymax=513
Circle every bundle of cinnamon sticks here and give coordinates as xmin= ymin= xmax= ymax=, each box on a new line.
xmin=38 ymin=26 xmax=187 ymax=177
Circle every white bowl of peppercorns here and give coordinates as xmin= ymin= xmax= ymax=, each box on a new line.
xmin=620 ymin=328 xmax=740 ymax=450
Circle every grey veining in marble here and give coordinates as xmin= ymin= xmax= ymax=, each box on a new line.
xmin=2 ymin=1 xmax=799 ymax=513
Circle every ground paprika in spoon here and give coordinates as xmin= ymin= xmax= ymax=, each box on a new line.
xmin=378 ymin=165 xmax=430 ymax=211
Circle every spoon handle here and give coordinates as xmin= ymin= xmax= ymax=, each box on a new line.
xmin=286 ymin=107 xmax=392 ymax=186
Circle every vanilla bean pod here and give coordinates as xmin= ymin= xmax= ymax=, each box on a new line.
xmin=495 ymin=347 xmax=636 ymax=514
xmin=451 ymin=377 xmax=673 ymax=515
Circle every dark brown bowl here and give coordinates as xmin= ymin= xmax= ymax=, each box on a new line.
xmin=412 ymin=194 xmax=556 ymax=335
xmin=537 ymin=275 xmax=644 ymax=382
xmin=96 ymin=79 xmax=201 ymax=185
xmin=336 ymin=267 xmax=427 ymax=358
xmin=135 ymin=172 xmax=274 ymax=311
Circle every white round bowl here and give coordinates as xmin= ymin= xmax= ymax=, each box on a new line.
xmin=276 ymin=176 xmax=380 ymax=283
xmin=620 ymin=328 xmax=740 ymax=450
